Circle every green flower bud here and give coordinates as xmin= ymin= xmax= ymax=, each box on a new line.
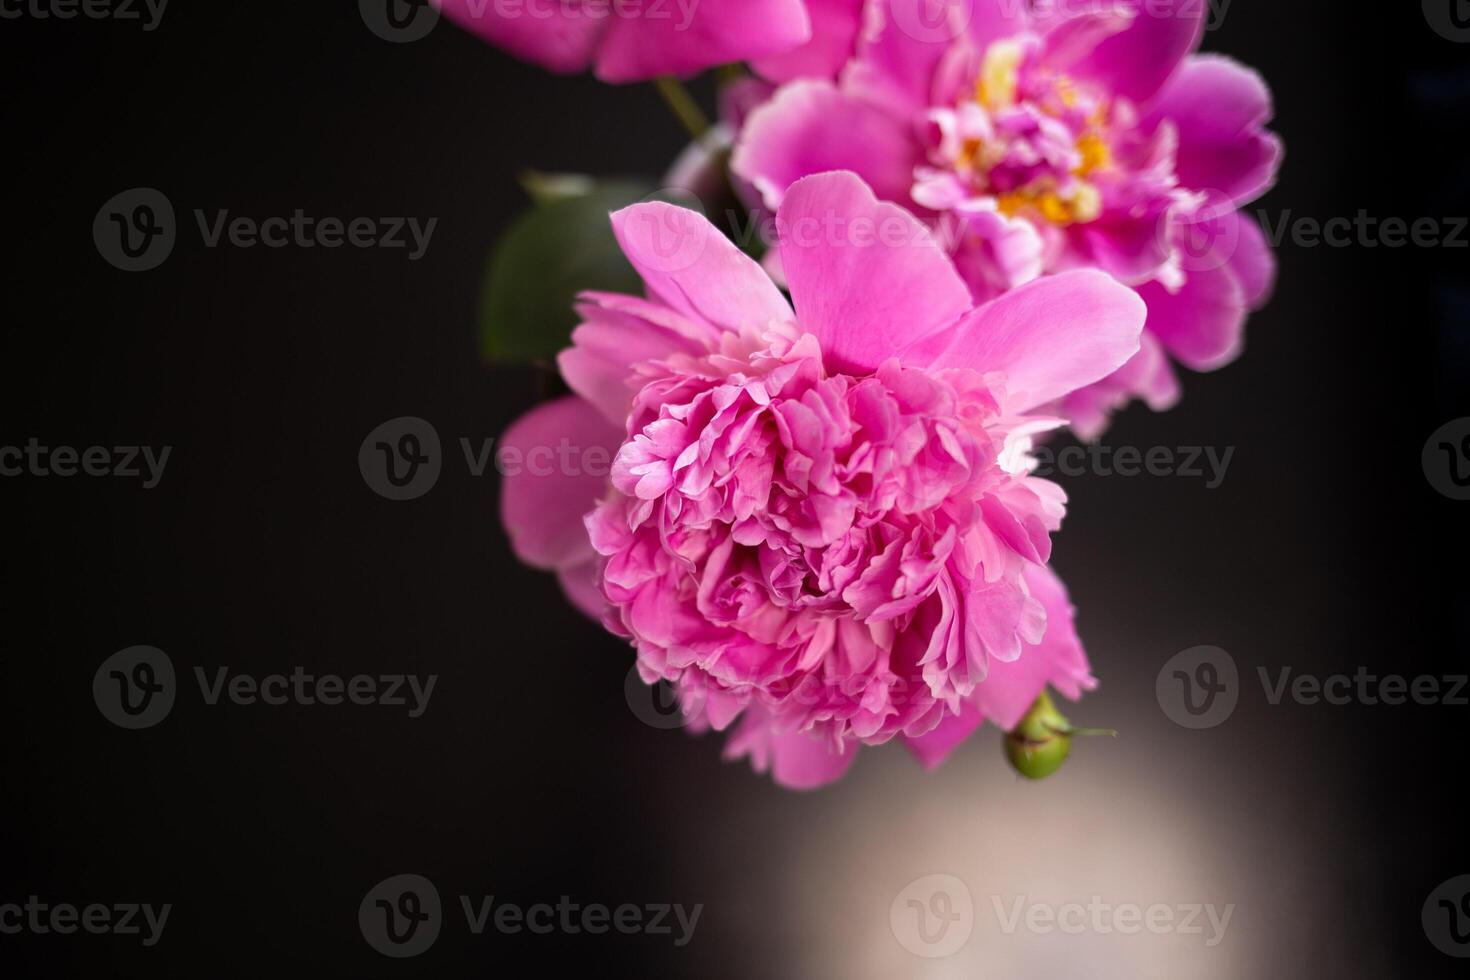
xmin=1003 ymin=690 xmax=1115 ymax=780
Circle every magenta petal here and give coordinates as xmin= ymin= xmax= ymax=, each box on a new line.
xmin=926 ymin=270 xmax=1145 ymax=412
xmin=970 ymin=564 xmax=1096 ymax=731
xmin=1227 ymin=210 xmax=1277 ymax=309
xmin=609 ymin=202 xmax=793 ymax=333
xmin=557 ymin=557 xmax=608 ymax=621
xmin=732 ymin=80 xmax=922 ymax=211
xmin=1061 ymin=0 xmax=1203 ymax=106
xmin=903 ymin=700 xmax=983 ymax=769
xmin=1139 ymin=262 xmax=1248 ymax=372
xmin=558 ymin=294 xmax=712 ymax=425
xmin=751 ymin=0 xmax=867 ymax=83
xmin=845 ymin=0 xmax=1021 ymax=114
xmin=1147 ymin=55 xmax=1282 ymax=205
xmin=499 ymin=396 xmax=622 ymax=570
xmin=723 ymin=706 xmax=859 ymax=789
xmin=776 ymin=171 xmax=973 ymax=374
xmin=434 ymin=0 xmax=602 ymax=74
xmin=593 ymin=0 xmax=811 ymax=82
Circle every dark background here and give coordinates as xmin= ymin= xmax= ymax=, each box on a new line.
xmin=2 ymin=2 xmax=1467 ymax=976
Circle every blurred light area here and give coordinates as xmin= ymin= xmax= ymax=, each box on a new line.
xmin=689 ymin=637 xmax=1389 ymax=978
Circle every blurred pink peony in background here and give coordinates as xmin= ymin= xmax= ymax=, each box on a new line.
xmin=732 ymin=0 xmax=1281 ymax=436
xmin=500 ymin=170 xmax=1144 ymax=788
xmin=433 ymin=0 xmax=813 ymax=83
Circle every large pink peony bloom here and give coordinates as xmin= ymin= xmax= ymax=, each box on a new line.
xmin=433 ymin=0 xmax=812 ymax=83
xmin=732 ymin=0 xmax=1281 ymax=436
xmin=500 ymin=171 xmax=1144 ymax=788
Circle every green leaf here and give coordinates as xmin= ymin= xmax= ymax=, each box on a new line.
xmin=479 ymin=180 xmax=655 ymax=364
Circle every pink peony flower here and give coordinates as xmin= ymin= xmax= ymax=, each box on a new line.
xmin=732 ymin=0 xmax=1282 ymax=437
xmin=433 ymin=0 xmax=813 ymax=83
xmin=500 ymin=170 xmax=1143 ymax=788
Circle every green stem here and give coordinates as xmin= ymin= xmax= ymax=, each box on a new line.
xmin=654 ymin=76 xmax=710 ymax=140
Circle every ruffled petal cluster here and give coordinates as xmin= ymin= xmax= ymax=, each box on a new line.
xmin=732 ymin=0 xmax=1281 ymax=436
xmin=501 ymin=171 xmax=1144 ymax=787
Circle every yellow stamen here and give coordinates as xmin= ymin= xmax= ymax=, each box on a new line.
xmin=976 ymin=40 xmax=1023 ymax=110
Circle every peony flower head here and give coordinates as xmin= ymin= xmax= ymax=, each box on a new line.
xmin=732 ymin=0 xmax=1282 ymax=436
xmin=433 ymin=0 xmax=813 ymax=83
xmin=501 ymin=170 xmax=1143 ymax=788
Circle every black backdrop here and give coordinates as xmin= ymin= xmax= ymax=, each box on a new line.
xmin=2 ymin=2 xmax=1468 ymax=977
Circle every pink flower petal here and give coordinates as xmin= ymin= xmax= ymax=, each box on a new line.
xmin=499 ymin=396 xmax=622 ymax=570
xmin=969 ymin=564 xmax=1096 ymax=731
xmin=751 ymin=0 xmax=867 ymax=83
xmin=1146 ymin=55 xmax=1282 ymax=205
xmin=1138 ymin=261 xmax=1248 ymax=372
xmin=732 ymin=80 xmax=922 ymax=211
xmin=925 ymin=270 xmax=1145 ymax=412
xmin=903 ymin=699 xmax=983 ymax=769
xmin=609 ymin=202 xmax=794 ymax=334
xmin=594 ymin=0 xmax=812 ymax=82
xmin=776 ymin=171 xmax=973 ymax=374
xmin=1056 ymin=0 xmax=1204 ymax=106
xmin=434 ymin=0 xmax=603 ymax=73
